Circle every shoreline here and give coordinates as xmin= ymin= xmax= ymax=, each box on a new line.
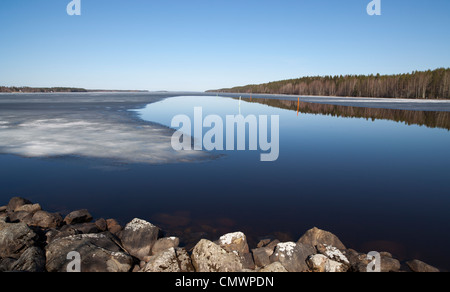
xmin=2 ymin=91 xmax=450 ymax=112
xmin=208 ymin=90 xmax=450 ymax=101
xmin=0 ymin=86 xmax=150 ymax=93
xmin=215 ymin=92 xmax=450 ymax=112
xmin=0 ymin=197 xmax=441 ymax=272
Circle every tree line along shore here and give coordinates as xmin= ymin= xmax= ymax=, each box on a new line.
xmin=210 ymin=68 xmax=450 ymax=100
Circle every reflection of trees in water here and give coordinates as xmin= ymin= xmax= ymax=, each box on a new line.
xmin=242 ymin=98 xmax=450 ymax=131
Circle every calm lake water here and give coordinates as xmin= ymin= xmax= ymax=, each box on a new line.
xmin=1 ymin=95 xmax=450 ymax=270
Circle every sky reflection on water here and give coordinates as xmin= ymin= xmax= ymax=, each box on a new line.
xmin=1 ymin=95 xmax=450 ymax=270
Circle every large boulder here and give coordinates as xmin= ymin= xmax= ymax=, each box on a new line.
xmin=140 ymin=247 xmax=194 ymax=273
xmin=307 ymin=254 xmax=347 ymax=272
xmin=30 ymin=211 xmax=63 ymax=229
xmin=64 ymin=209 xmax=93 ymax=225
xmin=298 ymin=227 xmax=346 ymax=250
xmin=269 ymin=242 xmax=316 ymax=272
xmin=45 ymin=227 xmax=81 ymax=244
xmin=258 ymin=262 xmax=288 ymax=272
xmin=9 ymin=247 xmax=46 ymax=272
xmin=0 ymin=222 xmax=38 ymax=258
xmin=240 ymin=253 xmax=255 ymax=270
xmin=191 ymin=239 xmax=243 ymax=272
xmin=307 ymin=254 xmax=329 ymax=272
xmin=176 ymin=248 xmax=195 ymax=272
xmin=0 ymin=258 xmax=16 ymax=272
xmin=152 ymin=237 xmax=180 ymax=255
xmin=6 ymin=197 xmax=32 ymax=212
xmin=217 ymin=232 xmax=253 ymax=269
xmin=141 ymin=248 xmax=181 ymax=272
xmin=95 ymin=218 xmax=108 ymax=232
xmin=406 ymin=260 xmax=440 ymax=273
xmin=46 ymin=232 xmax=133 ymax=272
xmin=345 ymin=249 xmax=371 ymax=272
xmin=257 ymin=238 xmax=272 ymax=248
xmin=15 ymin=204 xmax=42 ymax=214
xmin=106 ymin=219 xmax=122 ymax=235
xmin=347 ymin=250 xmax=400 ymax=272
xmin=217 ymin=232 xmax=249 ymax=255
xmin=120 ymin=218 xmax=160 ymax=260
xmin=8 ymin=211 xmax=34 ymax=224
xmin=316 ymin=244 xmax=350 ymax=266
xmin=380 ymin=256 xmax=401 ymax=272
xmin=252 ymin=247 xmax=274 ymax=268
xmin=62 ymin=223 xmax=101 ymax=234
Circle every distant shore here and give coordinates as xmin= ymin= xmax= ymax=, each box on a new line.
xmin=214 ymin=92 xmax=450 ymax=112
xmin=2 ymin=90 xmax=450 ymax=113
xmin=0 ymin=86 xmax=149 ymax=93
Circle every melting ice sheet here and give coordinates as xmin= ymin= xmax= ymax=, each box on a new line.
xmin=0 ymin=95 xmax=213 ymax=164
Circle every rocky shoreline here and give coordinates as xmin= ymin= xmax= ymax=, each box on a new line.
xmin=0 ymin=197 xmax=441 ymax=272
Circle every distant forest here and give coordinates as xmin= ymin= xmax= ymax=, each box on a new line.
xmin=211 ymin=68 xmax=450 ymax=99
xmin=0 ymin=87 xmax=87 ymax=93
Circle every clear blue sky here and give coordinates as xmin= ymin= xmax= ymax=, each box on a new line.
xmin=1 ymin=0 xmax=450 ymax=91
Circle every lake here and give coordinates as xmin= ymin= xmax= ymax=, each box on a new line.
xmin=1 ymin=93 xmax=449 ymax=270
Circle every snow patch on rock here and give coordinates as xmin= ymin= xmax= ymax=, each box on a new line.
xmin=219 ymin=232 xmax=245 ymax=245
xmin=323 ymin=244 xmax=349 ymax=264
xmin=325 ymin=259 xmax=345 ymax=272
xmin=125 ymin=218 xmax=155 ymax=232
xmin=276 ymin=242 xmax=297 ymax=257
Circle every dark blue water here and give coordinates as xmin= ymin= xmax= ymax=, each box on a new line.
xmin=1 ymin=95 xmax=450 ymax=269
